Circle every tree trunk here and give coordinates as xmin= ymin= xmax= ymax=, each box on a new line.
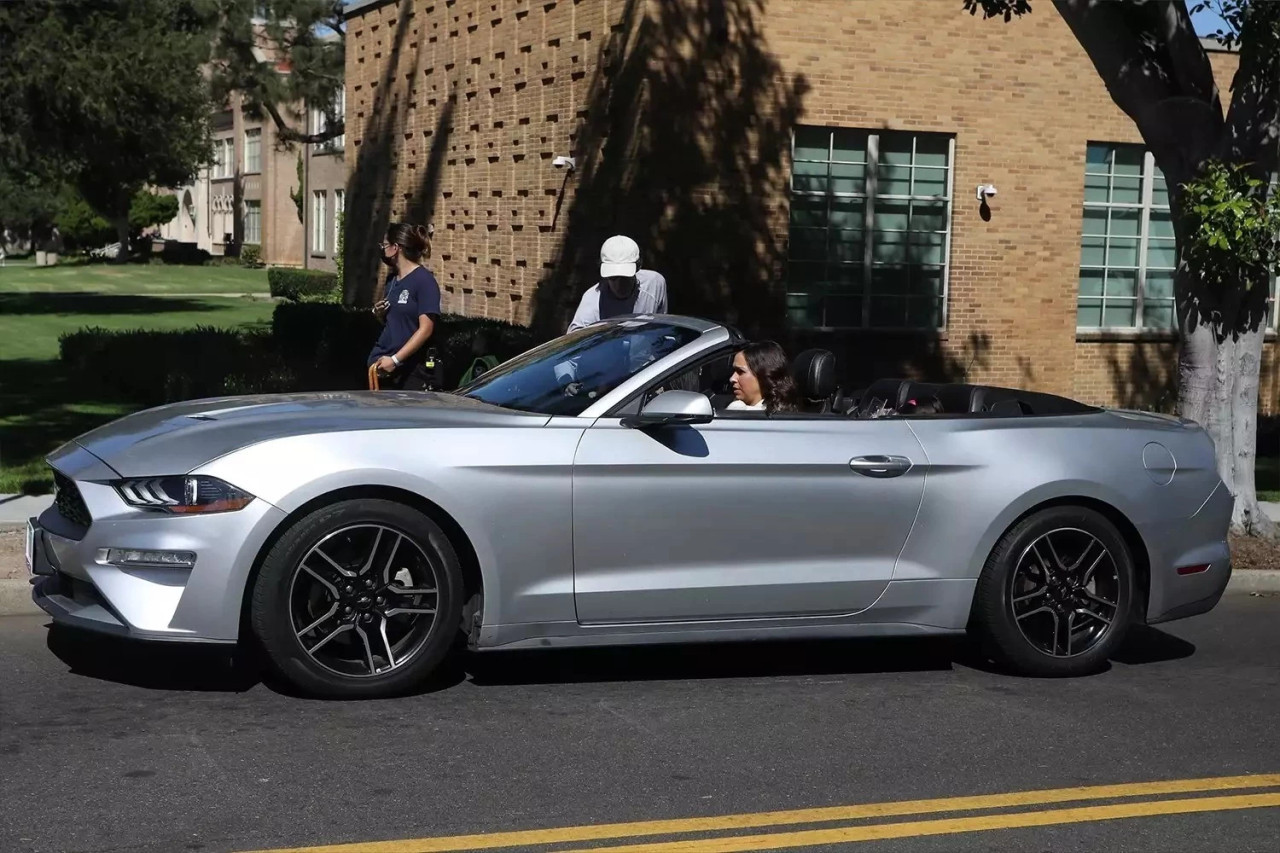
xmin=112 ymin=216 xmax=131 ymax=262
xmin=1178 ymin=266 xmax=1277 ymax=539
xmin=1229 ymin=324 xmax=1275 ymax=536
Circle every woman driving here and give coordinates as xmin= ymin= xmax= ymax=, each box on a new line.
xmin=726 ymin=341 xmax=799 ymax=415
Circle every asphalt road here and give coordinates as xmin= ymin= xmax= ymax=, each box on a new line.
xmin=2 ymin=594 xmax=1279 ymax=853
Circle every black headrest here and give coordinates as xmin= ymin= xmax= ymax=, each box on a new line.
xmin=792 ymin=348 xmax=837 ymax=400
xmin=858 ymin=378 xmax=907 ymax=414
xmin=900 ymin=381 xmax=941 ymax=410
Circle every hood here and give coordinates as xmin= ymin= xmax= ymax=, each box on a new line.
xmin=61 ymin=390 xmax=545 ymax=477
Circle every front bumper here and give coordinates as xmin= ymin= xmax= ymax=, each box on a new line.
xmin=29 ymin=474 xmax=288 ymax=643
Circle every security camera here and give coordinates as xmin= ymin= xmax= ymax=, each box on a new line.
xmin=552 ymin=155 xmax=576 ymax=171
xmin=976 ymin=184 xmax=998 ymax=201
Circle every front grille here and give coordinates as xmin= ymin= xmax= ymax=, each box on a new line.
xmin=53 ymin=471 xmax=92 ymax=528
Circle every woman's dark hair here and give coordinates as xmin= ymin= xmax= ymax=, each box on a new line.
xmin=385 ymin=222 xmax=431 ymax=262
xmin=738 ymin=341 xmax=799 ymax=415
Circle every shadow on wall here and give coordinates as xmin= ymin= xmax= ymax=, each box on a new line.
xmin=343 ymin=0 xmax=990 ymax=390
xmin=345 ymin=0 xmax=457 ymax=306
xmin=1106 ymin=341 xmax=1178 ymax=412
xmin=787 ymin=330 xmax=994 ymax=390
xmin=530 ymin=0 xmax=808 ymax=340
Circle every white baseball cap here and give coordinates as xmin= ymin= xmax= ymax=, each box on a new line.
xmin=600 ymin=234 xmax=640 ymax=278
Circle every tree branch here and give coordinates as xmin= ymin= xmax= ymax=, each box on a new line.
xmin=1221 ymin=3 xmax=1280 ymax=176
xmin=1051 ymin=0 xmax=1223 ymax=179
xmin=261 ymin=98 xmax=345 ymax=144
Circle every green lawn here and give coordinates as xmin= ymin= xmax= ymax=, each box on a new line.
xmin=0 ymin=257 xmax=270 ymax=295
xmin=0 ymin=261 xmax=275 ymax=493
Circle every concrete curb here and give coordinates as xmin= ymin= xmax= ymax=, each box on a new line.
xmin=1 ymin=571 xmax=1277 ymax=619
xmin=1225 ymin=569 xmax=1280 ymax=594
xmin=0 ymin=579 xmax=39 ymax=617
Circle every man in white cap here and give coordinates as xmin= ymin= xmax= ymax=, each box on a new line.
xmin=566 ymin=234 xmax=668 ymax=331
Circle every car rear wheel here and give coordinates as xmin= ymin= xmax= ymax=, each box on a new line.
xmin=971 ymin=506 xmax=1135 ymax=677
xmin=250 ymin=499 xmax=463 ymax=698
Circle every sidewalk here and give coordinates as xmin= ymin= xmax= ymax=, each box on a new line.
xmin=0 ymin=494 xmax=53 ymax=526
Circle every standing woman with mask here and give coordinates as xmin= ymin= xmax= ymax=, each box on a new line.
xmin=369 ymin=222 xmax=441 ymax=390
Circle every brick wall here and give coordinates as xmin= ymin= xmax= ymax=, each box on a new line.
xmin=346 ymin=0 xmax=1277 ymax=411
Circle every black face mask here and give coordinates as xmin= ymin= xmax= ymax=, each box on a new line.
xmin=380 ymin=251 xmax=398 ymax=269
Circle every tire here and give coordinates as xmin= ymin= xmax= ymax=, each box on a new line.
xmin=970 ymin=506 xmax=1136 ymax=677
xmin=250 ymin=498 xmax=464 ymax=698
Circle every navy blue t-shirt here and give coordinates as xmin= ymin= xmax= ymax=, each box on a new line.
xmin=368 ymin=266 xmax=442 ymax=366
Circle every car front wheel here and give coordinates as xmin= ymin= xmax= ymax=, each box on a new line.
xmin=250 ymin=498 xmax=463 ymax=698
xmin=971 ymin=506 xmax=1135 ymax=677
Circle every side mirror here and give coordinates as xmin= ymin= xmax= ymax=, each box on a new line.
xmin=622 ymin=390 xmax=714 ymax=428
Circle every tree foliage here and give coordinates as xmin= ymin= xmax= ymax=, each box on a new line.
xmin=0 ymin=0 xmax=218 ymax=254
xmin=209 ymin=0 xmax=347 ymax=144
xmin=57 ymin=191 xmax=182 ymax=251
xmin=1181 ymin=162 xmax=1280 ymax=302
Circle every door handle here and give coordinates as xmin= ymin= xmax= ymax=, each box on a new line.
xmin=849 ymin=455 xmax=913 ymax=478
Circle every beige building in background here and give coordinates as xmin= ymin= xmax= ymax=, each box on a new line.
xmin=159 ymin=91 xmax=306 ymax=267
xmin=343 ymin=0 xmax=1278 ymax=412
xmin=161 ymin=21 xmax=347 ymax=271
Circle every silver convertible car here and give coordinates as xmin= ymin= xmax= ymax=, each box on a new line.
xmin=27 ymin=315 xmax=1232 ymax=697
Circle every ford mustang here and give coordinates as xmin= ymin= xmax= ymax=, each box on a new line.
xmin=26 ymin=315 xmax=1232 ymax=697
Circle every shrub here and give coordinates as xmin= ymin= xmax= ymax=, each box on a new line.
xmin=268 ymin=267 xmax=340 ymax=302
xmin=240 ymin=244 xmax=263 ymax=268
xmin=158 ymin=240 xmax=212 ymax=266
xmin=271 ymin=303 xmax=540 ymax=388
xmin=59 ymin=326 xmax=292 ymax=408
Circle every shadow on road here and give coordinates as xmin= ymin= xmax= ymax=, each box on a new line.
xmin=466 ymin=636 xmax=965 ymax=686
xmin=46 ymin=625 xmax=261 ymax=693
xmin=1109 ymin=624 xmax=1198 ymax=666
xmin=43 ymin=622 xmax=1198 ymax=696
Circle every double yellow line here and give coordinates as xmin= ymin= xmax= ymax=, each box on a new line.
xmin=242 ymin=772 xmax=1280 ymax=853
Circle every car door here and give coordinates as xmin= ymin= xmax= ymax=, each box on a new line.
xmin=571 ymin=413 xmax=927 ymax=624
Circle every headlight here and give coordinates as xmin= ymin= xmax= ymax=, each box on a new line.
xmin=114 ymin=476 xmax=255 ymax=514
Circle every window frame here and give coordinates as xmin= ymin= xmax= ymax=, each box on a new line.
xmin=243 ymin=127 xmax=262 ymax=174
xmin=311 ymin=190 xmax=327 ymax=254
xmin=1077 ymin=144 xmax=1279 ymax=334
xmin=310 ymin=88 xmax=345 ymax=153
xmin=243 ymin=199 xmax=262 ymax=245
xmin=333 ymin=189 xmax=345 ymax=255
xmin=211 ymin=137 xmax=234 ymax=180
xmin=786 ymin=127 xmax=956 ymax=332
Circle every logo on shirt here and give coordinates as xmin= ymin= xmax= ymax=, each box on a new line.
xmin=397 ymin=290 xmax=410 ymax=304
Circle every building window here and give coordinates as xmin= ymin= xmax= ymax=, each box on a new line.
xmin=1078 ymin=144 xmax=1278 ymax=330
xmin=333 ymin=189 xmax=345 ymax=254
xmin=787 ymin=127 xmax=953 ymax=329
xmin=1077 ymin=143 xmax=1175 ymax=329
xmin=244 ymin=128 xmax=262 ymax=174
xmin=212 ymin=138 xmax=233 ymax=179
xmin=312 ymin=190 xmax=327 ymax=254
xmin=310 ymin=87 xmax=345 ymax=153
xmin=243 ymin=200 xmax=261 ymax=245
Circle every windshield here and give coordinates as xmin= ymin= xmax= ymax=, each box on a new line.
xmin=459 ymin=320 xmax=702 ymax=416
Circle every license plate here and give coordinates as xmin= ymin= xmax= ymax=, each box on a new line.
xmin=25 ymin=520 xmax=35 ymax=575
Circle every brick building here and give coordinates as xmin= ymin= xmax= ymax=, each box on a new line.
xmin=343 ymin=0 xmax=1279 ymax=411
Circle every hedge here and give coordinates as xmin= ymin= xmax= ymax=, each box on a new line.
xmin=268 ymin=268 xmax=340 ymax=302
xmin=271 ymin=303 xmax=540 ymax=389
xmin=57 ymin=308 xmax=542 ymax=409
xmin=59 ymin=326 xmax=295 ymax=408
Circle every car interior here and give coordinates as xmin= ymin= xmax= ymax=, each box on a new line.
xmin=634 ymin=347 xmax=1100 ymax=419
